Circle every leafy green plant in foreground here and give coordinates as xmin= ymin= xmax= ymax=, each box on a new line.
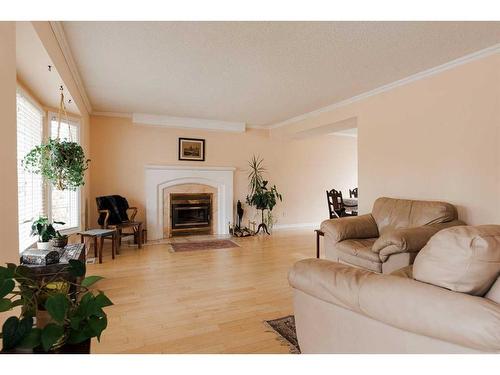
xmin=0 ymin=260 xmax=112 ymax=352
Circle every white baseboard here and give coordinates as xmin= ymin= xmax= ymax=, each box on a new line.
xmin=273 ymin=222 xmax=320 ymax=230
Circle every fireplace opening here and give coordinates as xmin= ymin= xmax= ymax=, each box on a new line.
xmin=170 ymin=193 xmax=212 ymax=236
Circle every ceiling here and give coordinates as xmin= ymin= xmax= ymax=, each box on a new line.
xmin=61 ymin=21 xmax=500 ymax=127
xmin=16 ymin=22 xmax=80 ymax=114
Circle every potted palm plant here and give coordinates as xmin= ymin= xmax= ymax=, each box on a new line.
xmin=246 ymin=156 xmax=282 ymax=234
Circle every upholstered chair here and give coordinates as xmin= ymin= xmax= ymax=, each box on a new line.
xmin=320 ymin=197 xmax=464 ymax=273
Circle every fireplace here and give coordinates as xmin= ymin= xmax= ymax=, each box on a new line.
xmin=170 ymin=193 xmax=212 ymax=235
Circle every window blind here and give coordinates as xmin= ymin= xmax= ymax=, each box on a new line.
xmin=16 ymin=91 xmax=44 ymax=251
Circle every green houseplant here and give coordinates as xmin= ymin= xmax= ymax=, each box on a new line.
xmin=30 ymin=217 xmax=65 ymax=250
xmin=245 ymin=155 xmax=282 ymax=234
xmin=0 ymin=260 xmax=112 ymax=353
xmin=22 ymin=138 xmax=90 ymax=191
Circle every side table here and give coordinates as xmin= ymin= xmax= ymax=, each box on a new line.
xmin=78 ymin=229 xmax=118 ymax=264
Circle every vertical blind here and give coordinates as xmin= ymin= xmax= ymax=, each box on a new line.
xmin=50 ymin=115 xmax=80 ymax=232
xmin=16 ymin=91 xmax=44 ymax=251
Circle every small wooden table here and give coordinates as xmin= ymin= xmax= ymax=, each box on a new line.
xmin=78 ymin=229 xmax=117 ymax=264
xmin=314 ymin=229 xmax=324 ymax=259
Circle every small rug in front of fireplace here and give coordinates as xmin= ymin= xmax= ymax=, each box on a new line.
xmin=170 ymin=239 xmax=240 ymax=252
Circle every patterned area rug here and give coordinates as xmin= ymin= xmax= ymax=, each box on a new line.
xmin=170 ymin=239 xmax=240 ymax=252
xmin=265 ymin=315 xmax=301 ymax=354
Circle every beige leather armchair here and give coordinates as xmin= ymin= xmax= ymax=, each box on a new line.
xmin=321 ymin=197 xmax=464 ymax=273
xmin=289 ymin=225 xmax=500 ymax=353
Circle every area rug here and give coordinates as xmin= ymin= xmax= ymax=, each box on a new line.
xmin=265 ymin=315 xmax=300 ymax=354
xmin=170 ymin=239 xmax=240 ymax=252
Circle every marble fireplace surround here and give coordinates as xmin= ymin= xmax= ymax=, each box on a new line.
xmin=145 ymin=165 xmax=235 ymax=240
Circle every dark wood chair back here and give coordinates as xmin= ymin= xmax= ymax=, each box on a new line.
xmin=349 ymin=187 xmax=358 ymax=198
xmin=326 ymin=189 xmax=345 ymax=219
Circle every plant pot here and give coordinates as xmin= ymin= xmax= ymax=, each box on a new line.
xmin=50 ymin=237 xmax=68 ymax=248
xmin=37 ymin=241 xmax=50 ymax=250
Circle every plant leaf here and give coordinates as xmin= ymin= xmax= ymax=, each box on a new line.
xmin=18 ymin=327 xmax=41 ymax=349
xmin=41 ymin=323 xmax=64 ymax=352
xmin=68 ymin=259 xmax=86 ymax=277
xmin=0 ymin=298 xmax=12 ymax=312
xmin=0 ymin=279 xmax=15 ymax=299
xmin=81 ymin=275 xmax=104 ymax=288
xmin=45 ymin=293 xmax=69 ymax=323
xmin=94 ymin=292 xmax=113 ymax=308
xmin=88 ymin=316 xmax=107 ymax=341
xmin=1 ymin=316 xmax=19 ymax=350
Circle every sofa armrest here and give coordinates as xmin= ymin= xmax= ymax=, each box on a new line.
xmin=372 ymin=220 xmax=465 ymax=261
xmin=320 ymin=214 xmax=379 ymax=244
xmin=289 ymin=258 xmax=500 ymax=352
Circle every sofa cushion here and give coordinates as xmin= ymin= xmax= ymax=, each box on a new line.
xmin=336 ymin=238 xmax=380 ymax=263
xmin=372 ymin=197 xmax=458 ymax=235
xmin=485 ymin=277 xmax=500 ymax=304
xmin=414 ymin=225 xmax=500 ymax=296
xmin=335 ymin=238 xmax=381 ymax=272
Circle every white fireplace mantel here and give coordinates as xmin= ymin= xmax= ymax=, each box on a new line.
xmin=145 ymin=165 xmax=235 ymax=240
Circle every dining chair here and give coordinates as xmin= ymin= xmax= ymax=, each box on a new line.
xmin=326 ymin=189 xmax=355 ymax=219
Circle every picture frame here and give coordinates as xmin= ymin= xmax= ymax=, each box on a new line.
xmin=178 ymin=138 xmax=205 ymax=161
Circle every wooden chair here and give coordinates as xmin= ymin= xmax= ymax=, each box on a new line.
xmin=326 ymin=189 xmax=356 ymax=219
xmin=349 ymin=187 xmax=358 ymax=198
xmin=96 ymin=195 xmax=143 ymax=249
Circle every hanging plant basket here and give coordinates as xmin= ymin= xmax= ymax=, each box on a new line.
xmin=23 ymin=138 xmax=90 ymax=190
xmin=22 ymin=90 xmax=90 ymax=191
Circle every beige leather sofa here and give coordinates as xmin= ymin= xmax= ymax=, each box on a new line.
xmin=289 ymin=225 xmax=500 ymax=353
xmin=321 ymin=197 xmax=464 ymax=273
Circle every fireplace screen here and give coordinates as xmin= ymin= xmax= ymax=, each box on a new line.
xmin=170 ymin=193 xmax=212 ymax=234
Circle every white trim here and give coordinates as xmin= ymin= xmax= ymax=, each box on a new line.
xmin=132 ymin=113 xmax=246 ymax=133
xmin=146 ymin=164 xmax=236 ymax=172
xmin=273 ymin=222 xmax=320 ymax=230
xmin=270 ymin=43 xmax=500 ymax=129
xmin=92 ymin=111 xmax=132 ymax=118
xmin=49 ymin=21 xmax=93 ymax=115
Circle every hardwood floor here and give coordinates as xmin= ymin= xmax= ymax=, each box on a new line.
xmin=87 ymin=229 xmax=315 ymax=353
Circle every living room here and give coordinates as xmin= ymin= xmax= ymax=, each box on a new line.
xmin=1 ymin=1 xmax=499 ymax=373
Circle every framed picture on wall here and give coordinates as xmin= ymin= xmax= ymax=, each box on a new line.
xmin=178 ymin=138 xmax=205 ymax=161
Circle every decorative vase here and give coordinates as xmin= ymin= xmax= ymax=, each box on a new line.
xmin=50 ymin=237 xmax=68 ymax=248
xmin=37 ymin=241 xmax=50 ymax=250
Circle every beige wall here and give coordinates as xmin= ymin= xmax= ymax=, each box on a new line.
xmin=0 ymin=22 xmax=19 ymax=264
xmin=271 ymin=53 xmax=500 ymax=225
xmin=88 ymin=116 xmax=357 ymax=230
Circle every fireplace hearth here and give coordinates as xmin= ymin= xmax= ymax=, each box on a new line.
xmin=170 ymin=193 xmax=212 ymax=236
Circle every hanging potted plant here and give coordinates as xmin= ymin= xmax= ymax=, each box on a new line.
xmin=245 ymin=155 xmax=283 ymax=235
xmin=22 ymin=91 xmax=90 ymax=191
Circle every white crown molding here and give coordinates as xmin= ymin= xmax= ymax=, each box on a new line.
xmin=92 ymin=111 xmax=133 ymax=118
xmin=270 ymin=43 xmax=500 ymax=129
xmin=132 ymin=113 xmax=246 ymax=133
xmin=329 ymin=132 xmax=358 ymax=138
xmin=49 ymin=21 xmax=93 ymax=115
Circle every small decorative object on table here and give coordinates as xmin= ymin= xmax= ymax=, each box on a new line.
xmin=21 ymin=249 xmax=60 ymax=266
xmin=229 ymin=200 xmax=256 ymax=237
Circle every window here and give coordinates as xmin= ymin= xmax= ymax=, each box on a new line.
xmin=49 ymin=114 xmax=81 ymax=233
xmin=16 ymin=90 xmax=82 ymax=252
xmin=16 ymin=90 xmax=44 ymax=252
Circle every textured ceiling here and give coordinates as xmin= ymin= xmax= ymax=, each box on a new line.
xmin=62 ymin=21 xmax=500 ymax=126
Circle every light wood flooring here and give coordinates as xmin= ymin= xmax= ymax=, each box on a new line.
xmin=87 ymin=229 xmax=315 ymax=353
